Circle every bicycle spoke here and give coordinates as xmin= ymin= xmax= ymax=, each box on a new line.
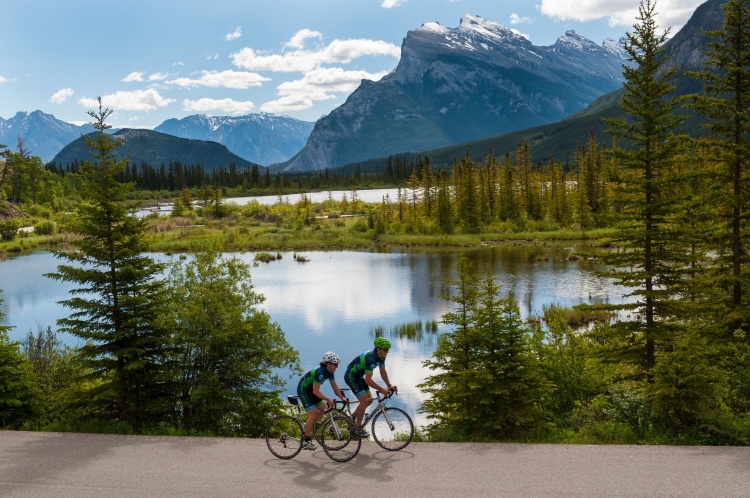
xmin=321 ymin=416 xmax=361 ymax=462
xmin=371 ymin=407 xmax=414 ymax=451
xmin=266 ymin=415 xmax=303 ymax=459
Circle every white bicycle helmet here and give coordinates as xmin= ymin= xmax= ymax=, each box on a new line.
xmin=322 ymin=351 xmax=341 ymax=364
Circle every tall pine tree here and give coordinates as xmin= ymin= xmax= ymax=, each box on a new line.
xmin=689 ymin=0 xmax=750 ymax=336
xmin=602 ymin=0 xmax=688 ymax=379
xmin=46 ymin=99 xmax=170 ymax=428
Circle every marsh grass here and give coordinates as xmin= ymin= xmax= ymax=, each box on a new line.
xmin=370 ymin=319 xmax=440 ymax=344
xmin=542 ymin=303 xmax=615 ymax=328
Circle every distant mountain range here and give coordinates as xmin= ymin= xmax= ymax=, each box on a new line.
xmin=3 ymin=1 xmax=721 ymax=176
xmin=0 ymin=111 xmax=312 ymax=166
xmin=0 ymin=111 xmax=93 ymax=164
xmin=51 ymin=129 xmax=258 ymax=171
xmin=279 ymin=14 xmax=629 ymax=172
xmin=154 ymin=113 xmax=313 ymax=166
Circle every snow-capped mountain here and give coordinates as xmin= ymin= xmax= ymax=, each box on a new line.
xmin=0 ymin=110 xmax=93 ymax=163
xmin=283 ymin=14 xmax=628 ymax=172
xmin=154 ymin=113 xmax=314 ymax=166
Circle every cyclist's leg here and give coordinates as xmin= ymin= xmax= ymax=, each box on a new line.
xmin=345 ymin=372 xmax=371 ymax=427
xmin=299 ymin=387 xmax=324 ymax=438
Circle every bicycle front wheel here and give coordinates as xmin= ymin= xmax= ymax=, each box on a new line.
xmin=320 ymin=415 xmax=361 ymax=462
xmin=266 ymin=414 xmax=303 ymax=459
xmin=371 ymin=407 xmax=414 ymax=451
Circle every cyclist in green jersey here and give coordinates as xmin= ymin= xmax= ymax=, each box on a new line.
xmin=344 ymin=337 xmax=398 ymax=437
xmin=296 ymin=351 xmax=349 ymax=450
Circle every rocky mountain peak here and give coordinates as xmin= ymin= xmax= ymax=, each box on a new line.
xmin=282 ymin=13 xmax=631 ymax=172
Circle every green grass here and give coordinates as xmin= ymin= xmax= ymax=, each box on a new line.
xmin=143 ymin=217 xmax=614 ymax=254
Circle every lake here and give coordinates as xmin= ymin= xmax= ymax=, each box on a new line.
xmin=0 ymin=244 xmax=627 ymax=425
xmin=137 ymin=188 xmax=406 ymax=216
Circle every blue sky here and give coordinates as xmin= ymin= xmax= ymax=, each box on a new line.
xmin=1 ymin=0 xmax=705 ymax=128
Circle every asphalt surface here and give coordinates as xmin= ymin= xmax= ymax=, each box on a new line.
xmin=1 ymin=431 xmax=749 ymax=497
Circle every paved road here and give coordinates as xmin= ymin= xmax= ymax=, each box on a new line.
xmin=1 ymin=431 xmax=749 ymax=497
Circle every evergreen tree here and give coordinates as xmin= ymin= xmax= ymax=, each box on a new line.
xmin=22 ymin=325 xmax=79 ymax=424
xmin=419 ymin=157 xmax=436 ymax=221
xmin=0 ymin=293 xmax=42 ymax=428
xmin=499 ymin=152 xmax=517 ymax=221
xmin=688 ymin=0 xmax=750 ymax=336
xmin=601 ymin=0 xmax=688 ymax=379
xmin=436 ymin=170 xmax=454 ymax=234
xmin=455 ymin=152 xmax=481 ymax=233
xmin=46 ymin=99 xmax=170 ymax=428
xmin=419 ymin=256 xmax=550 ymax=439
xmin=419 ymin=256 xmax=479 ymax=437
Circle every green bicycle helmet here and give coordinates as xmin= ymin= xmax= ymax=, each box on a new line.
xmin=374 ymin=337 xmax=391 ymax=349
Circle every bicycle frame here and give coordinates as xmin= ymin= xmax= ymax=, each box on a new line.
xmin=358 ymin=391 xmax=394 ymax=428
xmin=336 ymin=390 xmax=394 ymax=428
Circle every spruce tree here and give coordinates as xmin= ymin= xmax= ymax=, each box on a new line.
xmin=0 ymin=293 xmax=42 ymax=428
xmin=419 ymin=256 xmax=550 ymax=439
xmin=602 ymin=0 xmax=688 ymax=378
xmin=46 ymin=99 xmax=170 ymax=428
xmin=688 ymin=0 xmax=750 ymax=336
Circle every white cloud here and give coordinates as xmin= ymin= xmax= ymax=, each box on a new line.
xmin=262 ymin=67 xmax=389 ymax=113
xmin=50 ymin=88 xmax=74 ymax=104
xmin=381 ymin=0 xmax=407 ymax=8
xmin=285 ymin=29 xmax=323 ymax=49
xmin=225 ymin=27 xmax=242 ymax=41
xmin=278 ymin=67 xmax=388 ymax=97
xmin=0 ymin=76 xmax=8 ymax=84
xmin=124 ymin=71 xmax=167 ymax=83
xmin=183 ymin=98 xmax=255 ymax=114
xmin=511 ymin=29 xmax=530 ymax=40
xmin=260 ymin=94 xmax=320 ymax=113
xmin=168 ymin=70 xmax=269 ymax=89
xmin=510 ymin=13 xmax=533 ymax=25
xmin=232 ymin=38 xmax=400 ymax=72
xmin=79 ymin=89 xmax=175 ymax=111
xmin=123 ymin=71 xmax=145 ymax=82
xmin=173 ymin=61 xmax=185 ymax=67
xmin=539 ymin=0 xmax=703 ymax=32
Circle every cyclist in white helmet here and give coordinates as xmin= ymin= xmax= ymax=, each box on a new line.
xmin=296 ymin=351 xmax=349 ymax=450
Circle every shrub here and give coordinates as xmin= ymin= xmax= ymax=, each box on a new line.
xmin=34 ymin=220 xmax=56 ymax=236
xmin=0 ymin=219 xmax=20 ymax=240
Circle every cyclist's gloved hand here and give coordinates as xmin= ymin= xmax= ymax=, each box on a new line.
xmin=389 ymin=385 xmax=398 ymax=394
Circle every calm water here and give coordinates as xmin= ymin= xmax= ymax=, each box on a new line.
xmin=138 ymin=188 xmax=403 ymax=216
xmin=0 ymin=245 xmax=627 ymax=424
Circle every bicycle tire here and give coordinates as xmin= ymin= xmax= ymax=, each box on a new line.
xmin=371 ymin=407 xmax=414 ymax=451
xmin=313 ymin=416 xmax=343 ymax=446
xmin=266 ymin=414 xmax=304 ymax=459
xmin=320 ymin=415 xmax=361 ymax=462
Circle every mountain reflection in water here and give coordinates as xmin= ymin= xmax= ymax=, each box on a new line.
xmin=0 ymin=245 xmax=628 ymax=426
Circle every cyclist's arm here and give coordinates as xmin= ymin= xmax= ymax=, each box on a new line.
xmin=365 ymin=371 xmax=390 ymax=395
xmin=329 ymin=380 xmax=349 ymax=403
xmin=379 ymin=365 xmax=397 ymax=392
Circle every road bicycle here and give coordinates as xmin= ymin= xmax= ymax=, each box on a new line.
xmin=336 ymin=389 xmax=414 ymax=451
xmin=265 ymin=394 xmax=361 ymax=462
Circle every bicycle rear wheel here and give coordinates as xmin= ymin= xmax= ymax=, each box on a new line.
xmin=266 ymin=414 xmax=303 ymax=459
xmin=371 ymin=407 xmax=414 ymax=451
xmin=320 ymin=415 xmax=361 ymax=462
